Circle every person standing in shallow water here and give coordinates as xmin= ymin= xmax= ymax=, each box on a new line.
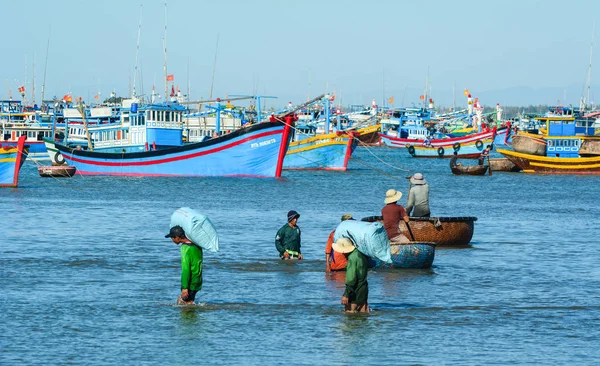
xmin=333 ymin=238 xmax=369 ymax=313
xmin=325 ymin=213 xmax=354 ymax=272
xmin=275 ymin=210 xmax=303 ymax=259
xmin=165 ymin=225 xmax=203 ymax=305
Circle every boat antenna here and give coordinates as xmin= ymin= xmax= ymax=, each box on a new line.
xmin=209 ymin=33 xmax=219 ymax=100
xmin=41 ymin=26 xmax=51 ymax=106
xmin=187 ymin=56 xmax=190 ymax=102
xmin=163 ymin=2 xmax=168 ymax=102
xmin=32 ymin=53 xmax=36 ymax=105
xmin=133 ymin=4 xmax=143 ymax=98
xmin=586 ymin=23 xmax=595 ymax=110
xmin=24 ymin=54 xmax=28 ymax=105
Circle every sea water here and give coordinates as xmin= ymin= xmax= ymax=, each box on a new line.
xmin=1 ymin=148 xmax=599 ymax=365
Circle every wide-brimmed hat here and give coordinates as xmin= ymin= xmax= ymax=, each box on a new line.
xmin=332 ymin=238 xmax=356 ymax=254
xmin=384 ymin=189 xmax=403 ymax=204
xmin=410 ymin=173 xmax=426 ymax=185
xmin=340 ymin=213 xmax=353 ymax=221
xmin=287 ymin=210 xmax=300 ymax=222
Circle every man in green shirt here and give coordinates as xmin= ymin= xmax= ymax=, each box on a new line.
xmin=275 ymin=210 xmax=303 ymax=259
xmin=333 ymin=238 xmax=369 ymax=313
xmin=165 ymin=225 xmax=203 ymax=305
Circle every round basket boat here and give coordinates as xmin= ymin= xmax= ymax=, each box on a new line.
xmin=373 ymin=241 xmax=436 ymax=269
xmin=362 ymin=216 xmax=477 ymax=246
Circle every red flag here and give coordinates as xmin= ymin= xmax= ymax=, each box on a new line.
xmin=18 ymin=86 xmax=25 ymax=93
xmin=170 ymin=84 xmax=175 ymax=97
xmin=166 ymin=74 xmax=174 ymax=81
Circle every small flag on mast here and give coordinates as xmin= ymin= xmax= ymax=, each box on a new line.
xmin=166 ymin=74 xmax=174 ymax=81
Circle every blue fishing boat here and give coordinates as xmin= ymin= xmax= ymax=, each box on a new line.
xmin=407 ymin=138 xmax=492 ymax=158
xmin=1 ymin=100 xmax=54 ymax=161
xmin=44 ymin=118 xmax=291 ymax=177
xmin=0 ymin=135 xmax=28 ymax=187
xmin=373 ymin=242 xmax=436 ymax=269
xmin=283 ymin=95 xmax=358 ymax=170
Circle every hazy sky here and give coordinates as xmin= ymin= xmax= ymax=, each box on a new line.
xmin=2 ymin=0 xmax=599 ymax=107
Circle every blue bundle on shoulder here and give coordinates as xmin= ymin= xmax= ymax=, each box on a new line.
xmin=334 ymin=220 xmax=391 ymax=263
xmin=170 ymin=207 xmax=219 ymax=252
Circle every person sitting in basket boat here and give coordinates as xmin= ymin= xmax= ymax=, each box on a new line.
xmin=381 ymin=189 xmax=410 ymax=242
xmin=275 ymin=210 xmax=303 ymax=260
xmin=450 ymin=151 xmax=461 ymax=168
xmin=406 ymin=173 xmax=431 ymax=218
xmin=325 ymin=213 xmax=354 ymax=272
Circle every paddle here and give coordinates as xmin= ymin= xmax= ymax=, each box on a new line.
xmin=404 ymin=220 xmax=416 ymax=241
xmin=488 ymin=155 xmax=493 ymax=176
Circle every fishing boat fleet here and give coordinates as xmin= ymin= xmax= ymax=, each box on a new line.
xmin=3 ymin=88 xmax=600 ymax=187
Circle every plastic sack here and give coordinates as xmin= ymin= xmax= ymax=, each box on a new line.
xmin=334 ymin=220 xmax=391 ymax=263
xmin=170 ymin=207 xmax=219 ymax=252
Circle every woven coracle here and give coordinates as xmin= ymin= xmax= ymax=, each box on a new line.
xmin=362 ymin=216 xmax=477 ymax=246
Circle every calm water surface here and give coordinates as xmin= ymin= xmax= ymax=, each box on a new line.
xmin=2 ymin=148 xmax=599 ymax=365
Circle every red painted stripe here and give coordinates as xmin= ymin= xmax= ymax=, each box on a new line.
xmin=67 ymin=129 xmax=282 ymax=167
xmin=283 ymin=167 xmax=347 ymax=171
xmin=76 ymin=171 xmax=272 ymax=178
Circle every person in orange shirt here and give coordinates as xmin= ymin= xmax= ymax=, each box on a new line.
xmin=325 ymin=214 xmax=354 ymax=272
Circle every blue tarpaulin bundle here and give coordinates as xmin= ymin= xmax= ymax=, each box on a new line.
xmin=333 ymin=220 xmax=391 ymax=263
xmin=170 ymin=207 xmax=219 ymax=252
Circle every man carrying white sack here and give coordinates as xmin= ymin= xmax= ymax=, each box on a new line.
xmin=166 ymin=225 xmax=203 ymax=305
xmin=167 ymin=207 xmax=219 ymax=305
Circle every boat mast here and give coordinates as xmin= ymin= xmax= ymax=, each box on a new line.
xmin=32 ymin=53 xmax=36 ymax=105
xmin=24 ymin=54 xmax=28 ymax=105
xmin=585 ymin=23 xmax=595 ymax=110
xmin=41 ymin=27 xmax=50 ymax=106
xmin=209 ymin=33 xmax=219 ymax=101
xmin=133 ymin=5 xmax=143 ymax=98
xmin=163 ymin=2 xmax=168 ymax=102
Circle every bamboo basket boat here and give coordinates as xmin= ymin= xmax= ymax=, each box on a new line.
xmin=362 ymin=216 xmax=477 ymax=246
xmin=512 ymin=135 xmax=546 ymax=156
xmin=488 ymin=158 xmax=520 ymax=172
xmin=373 ymin=242 xmax=436 ymax=269
xmin=451 ymin=165 xmax=488 ymax=175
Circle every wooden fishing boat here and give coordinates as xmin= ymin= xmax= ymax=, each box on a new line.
xmin=488 ymin=157 xmax=520 ymax=172
xmin=373 ymin=242 xmax=436 ymax=269
xmin=407 ymin=138 xmax=492 ymax=158
xmin=451 ymin=164 xmax=488 ymax=175
xmin=0 ymin=135 xmax=28 ymax=187
xmin=37 ymin=165 xmax=77 ymax=178
xmin=511 ymin=134 xmax=546 ymax=156
xmin=497 ymin=148 xmax=600 ymax=174
xmin=362 ymin=216 xmax=477 ymax=246
xmin=44 ymin=119 xmax=292 ymax=177
xmin=283 ymin=130 xmax=357 ymax=171
xmin=380 ymin=127 xmax=506 ymax=148
xmin=354 ymin=124 xmax=381 ymax=146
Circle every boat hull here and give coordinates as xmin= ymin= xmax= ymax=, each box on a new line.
xmin=45 ymin=122 xmax=290 ymax=177
xmin=37 ymin=165 xmax=77 ymax=178
xmin=379 ymin=128 xmax=506 ymax=148
xmin=0 ymin=136 xmax=28 ymax=188
xmin=373 ymin=242 xmax=436 ymax=269
xmin=498 ymin=148 xmax=600 ymax=174
xmin=408 ymin=138 xmax=491 ymax=158
xmin=451 ymin=165 xmax=488 ymax=175
xmin=283 ymin=132 xmax=357 ymax=170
